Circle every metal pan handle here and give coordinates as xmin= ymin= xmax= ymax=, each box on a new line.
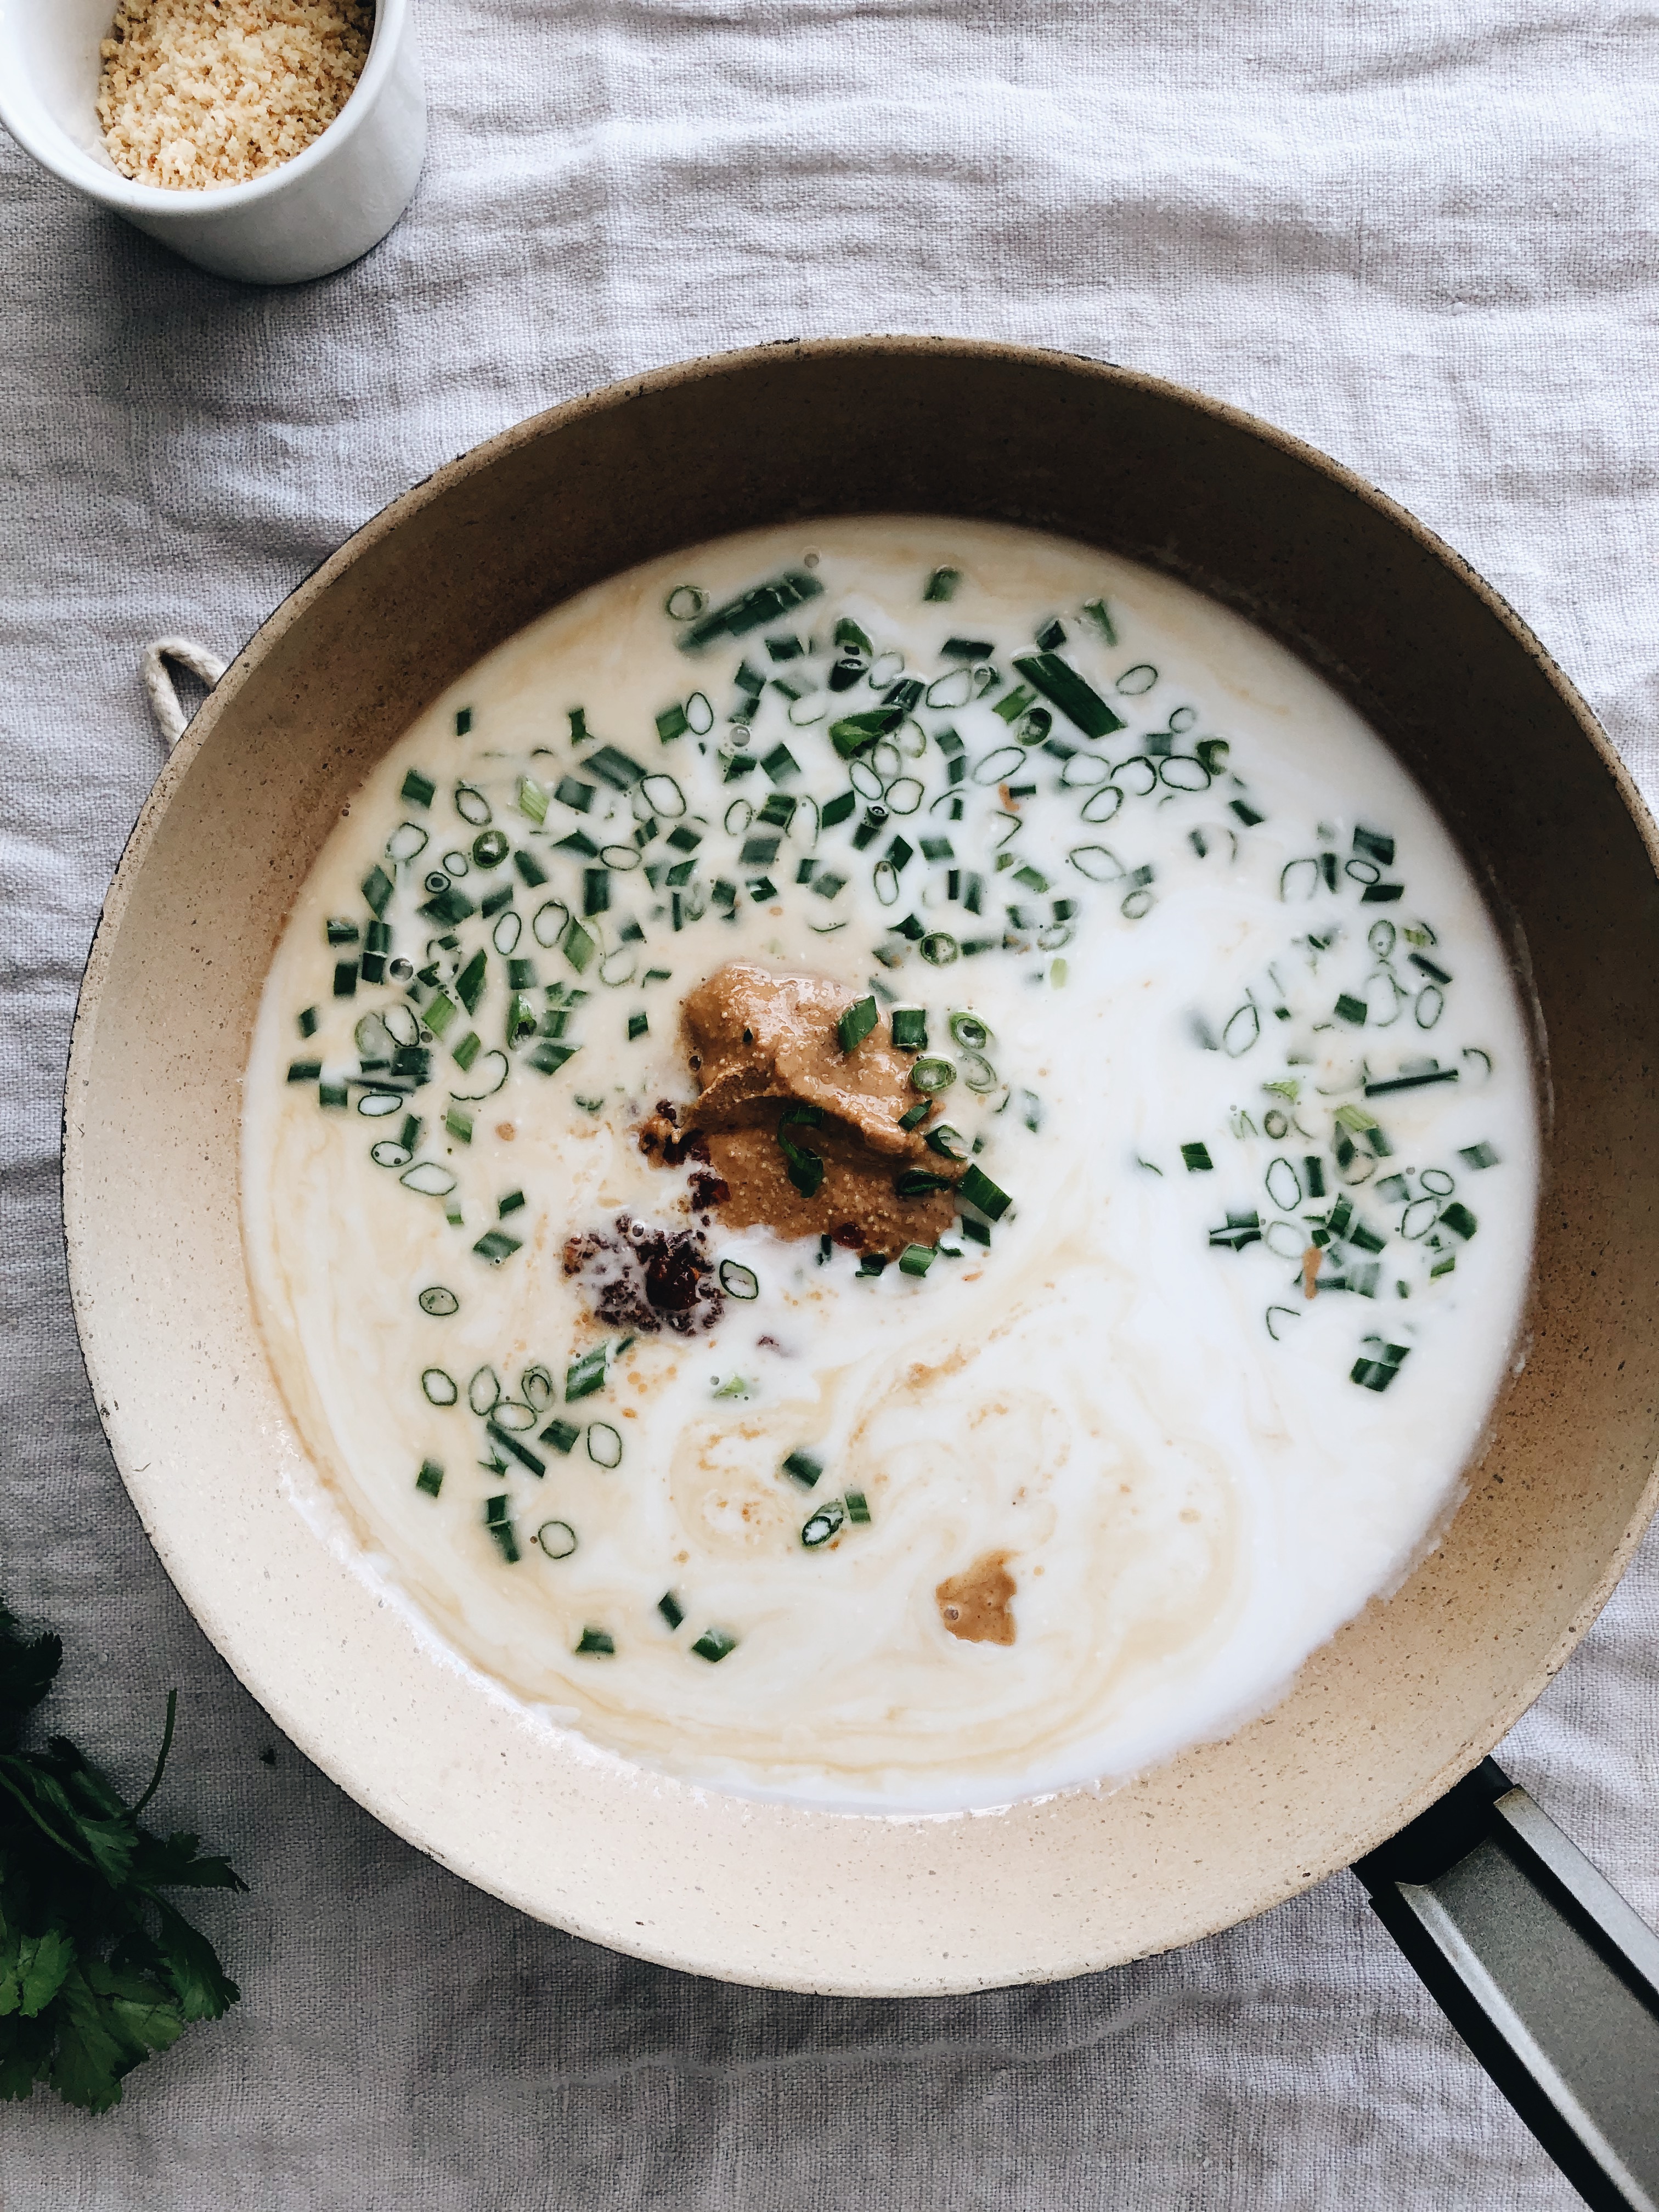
xmin=1354 ymin=1759 xmax=1659 ymax=2211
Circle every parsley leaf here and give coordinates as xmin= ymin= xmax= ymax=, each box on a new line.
xmin=0 ymin=1598 xmax=246 ymax=2113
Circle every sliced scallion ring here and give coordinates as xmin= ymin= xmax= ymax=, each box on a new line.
xmin=599 ymin=944 xmax=638 ymax=988
xmin=684 ymin=691 xmax=715 ymax=736
xmin=870 ymin=738 xmax=903 ymax=782
xmin=802 ymin=1499 xmax=845 ymax=1549
xmin=532 ymin=899 xmax=571 ymax=949
xmin=400 ymin=1161 xmax=457 ymax=1197
xmin=454 ymin=783 xmax=492 ymax=826
xmin=947 ymin=1012 xmax=991 ymax=1050
xmin=719 ymin=1259 xmax=760 ymax=1299
xmin=926 ymin=667 xmax=974 ymax=710
xmin=884 ymin=776 xmax=924 ymax=815
xmin=357 ymin=1092 xmax=405 ymax=1117
xmin=387 ymin=822 xmax=428 ymax=861
xmin=849 ymin=760 xmax=884 ymax=800
xmin=787 ymin=695 xmax=827 ymax=726
xmin=467 ymin=1365 xmax=501 ymax=1416
xmin=919 ymin=932 xmax=960 ymax=966
xmin=492 ymin=910 xmax=522 ymax=955
xmin=536 ymin=1519 xmax=578 ymax=1560
xmin=382 ymin=1003 xmax=420 ymax=1047
xmin=724 ymin=798 xmax=754 ymax=836
xmin=873 ymin=861 xmax=900 ymax=907
xmin=1080 ymin=785 xmax=1125 ymax=824
xmin=870 ymin=650 xmax=905 ymax=687
xmin=961 ymin=1052 xmax=998 ymax=1093
xmin=599 ymin=843 xmax=641 ymax=871
xmin=421 ymin=1367 xmax=458 ymax=1406
xmin=1114 ymin=756 xmax=1158 ymax=797
xmin=521 ymin=1364 xmax=555 ymax=1410
xmin=586 ymin=1422 xmax=623 ymax=1469
xmin=1060 ymin=753 xmax=1111 ymax=789
xmin=911 ymin=1056 xmax=957 ymax=1093
xmin=418 ymin=1285 xmax=459 ymax=1316
xmin=450 ymin=1051 xmax=508 ymax=1099
xmin=642 ymin=772 xmax=688 ymax=819
xmin=441 ymin=850 xmax=470 ymax=877
xmin=1116 ymin=663 xmax=1158 ymax=695
xmin=472 ymin=828 xmax=509 ymax=868
xmin=354 ymin=1011 xmax=393 ymax=1059
xmin=370 ymin=1139 xmax=412 ymax=1169
xmin=492 ymin=1398 xmax=538 ymax=1432
xmin=665 ymin=584 xmax=707 ymax=621
xmin=973 ymin=744 xmax=1026 ymax=786
xmin=1068 ymin=844 xmax=1126 ymax=883
xmin=1159 ymin=755 xmax=1211 ymax=791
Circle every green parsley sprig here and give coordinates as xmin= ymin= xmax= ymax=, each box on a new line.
xmin=0 ymin=1598 xmax=246 ymax=2112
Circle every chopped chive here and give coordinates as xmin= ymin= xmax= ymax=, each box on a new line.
xmin=896 ymin=1170 xmax=953 ymax=1198
xmin=1080 ymin=598 xmax=1117 ymax=644
xmin=621 ymin=1011 xmax=647 ymax=1043
xmin=924 ymin=1125 xmax=967 ymax=1159
xmin=898 ymin=1243 xmax=935 ymax=1277
xmin=1351 ymin=1340 xmax=1410 ymax=1392
xmin=539 ymin=1417 xmax=580 ymax=1454
xmin=1010 ymin=651 xmax=1125 ymax=738
xmin=923 ymin=565 xmax=961 ymax=602
xmin=910 ymin=1056 xmax=956 ymax=1094
xmin=318 ymin=1081 xmax=348 ymax=1109
xmin=1439 ymin=1201 xmax=1478 ymax=1240
xmin=1180 ymin=1142 xmax=1214 ymax=1173
xmin=691 ymin=1627 xmax=737 ymax=1663
xmin=445 ymin=1106 xmax=473 ymax=1144
xmin=838 ymin=994 xmax=878 ymax=1053
xmin=844 ymin=1489 xmax=871 ymax=1525
xmin=486 ymin=1420 xmax=544 ymax=1477
xmin=960 ymin=1216 xmax=990 ymax=1248
xmin=890 ymin=1007 xmax=927 ymax=1051
xmin=782 ymin=1448 xmax=823 ymax=1488
xmin=402 ymin=768 xmax=436 ymax=808
xmin=1334 ymin=993 xmax=1367 ymax=1025
xmin=658 ymin=1590 xmax=685 ymax=1630
xmin=332 ymin=961 xmax=358 ymax=998
xmin=566 ymin=1342 xmax=624 ymax=1401
xmin=958 ymin=1163 xmax=1011 ymax=1219
xmin=777 ymin=1104 xmax=826 ymax=1199
xmin=586 ymin=1422 xmax=622 ymax=1469
xmin=451 ymin=1030 xmax=482 ymax=1073
xmin=678 ymin=571 xmax=822 ymax=652
xmin=1459 ymin=1140 xmax=1500 ymax=1170
xmin=656 ymin=702 xmax=689 ymax=743
xmin=856 ymin=1252 xmax=889 ymax=1276
xmin=417 ymin=1285 xmax=459 ymax=1316
xmin=455 ymin=707 xmax=472 ymax=736
xmin=472 ymin=1229 xmax=522 ymax=1266
xmin=326 ymin=918 xmax=360 ymax=946
xmin=821 ymin=790 xmax=857 ymax=828
xmin=802 ymin=1498 xmax=845 ymax=1548
xmin=296 ymin=1006 xmax=320 ymax=1040
xmin=1353 ymin=826 xmax=1396 ymax=867
xmin=421 ymin=1366 xmax=458 ymax=1405
xmin=898 ymin=1099 xmax=932 ymax=1132
xmin=362 ymin=864 xmax=394 ymax=918
xmin=415 ymin=1459 xmax=443 ymax=1498
xmin=760 ymin=742 xmax=801 ymax=783
xmin=1364 ymin=1066 xmax=1458 ymax=1096
xmin=287 ymin=1058 xmax=321 ymax=1082
xmin=574 ymin=1627 xmax=615 ymax=1656
xmin=537 ymin=1519 xmax=578 ymax=1559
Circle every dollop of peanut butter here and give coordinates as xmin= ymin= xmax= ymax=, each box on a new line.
xmin=644 ymin=962 xmax=960 ymax=1255
xmin=936 ymin=1552 xmax=1018 ymax=1645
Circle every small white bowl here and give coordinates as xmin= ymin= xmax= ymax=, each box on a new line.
xmin=0 ymin=0 xmax=426 ymax=284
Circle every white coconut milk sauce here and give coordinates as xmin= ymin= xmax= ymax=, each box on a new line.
xmin=241 ymin=517 xmax=1539 ymax=1811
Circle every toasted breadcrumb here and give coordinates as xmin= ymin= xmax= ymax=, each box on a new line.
xmin=97 ymin=0 xmax=374 ymax=190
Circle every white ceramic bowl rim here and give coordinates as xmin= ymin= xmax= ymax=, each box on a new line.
xmin=0 ymin=0 xmax=404 ymax=212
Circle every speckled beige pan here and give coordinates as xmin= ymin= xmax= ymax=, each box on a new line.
xmin=63 ymin=341 xmax=1659 ymax=1994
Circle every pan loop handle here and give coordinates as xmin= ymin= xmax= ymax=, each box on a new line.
xmin=141 ymin=635 xmax=228 ymax=748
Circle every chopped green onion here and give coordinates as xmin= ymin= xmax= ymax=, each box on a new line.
xmin=1459 ymin=1141 xmax=1500 ymax=1170
xmin=838 ymin=994 xmax=878 ymax=1053
xmin=919 ymin=932 xmax=960 ymax=966
xmin=486 ymin=1421 xmax=545 ymax=1477
xmin=890 ymin=1007 xmax=927 ymax=1051
xmin=910 ymin=1056 xmax=956 ymax=1094
xmin=472 ymin=1229 xmax=522 ymax=1266
xmin=782 ymin=1449 xmax=823 ymax=1488
xmin=777 ymin=1104 xmax=826 ymax=1199
xmin=332 ymin=961 xmax=358 ymax=999
xmin=400 ymin=1161 xmax=456 ymax=1197
xmin=418 ymin=1285 xmax=459 ymax=1316
xmin=844 ymin=1489 xmax=871 ymax=1525
xmin=958 ymin=1163 xmax=1011 ymax=1219
xmin=415 ymin=1459 xmax=443 ymax=1497
xmin=923 ymin=566 xmax=962 ymax=602
xmin=1351 ymin=1339 xmax=1410 ymax=1392
xmin=1181 ymin=1142 xmax=1214 ymax=1172
xmin=1439 ymin=1201 xmax=1477 ymax=1240
xmin=658 ymin=1589 xmax=685 ymax=1628
xmin=537 ymin=1520 xmax=578 ymax=1559
xmin=627 ymin=1011 xmax=648 ymax=1042
xmin=402 ymin=768 xmax=436 ymax=807
xmin=445 ymin=1106 xmax=473 ymax=1144
xmin=691 ymin=1627 xmax=737 ymax=1663
xmin=1364 ymin=1065 xmax=1457 ymax=1096
xmin=1334 ymin=994 xmax=1367 ymax=1025
xmin=898 ymin=1099 xmax=932 ymax=1131
xmin=586 ymin=1422 xmax=623 ymax=1469
xmin=665 ymin=584 xmax=707 ymax=622
xmin=898 ymin=1243 xmax=935 ymax=1277
xmin=856 ymin=1252 xmax=889 ymax=1276
xmin=1011 ymin=651 xmax=1125 ymax=739
xmin=821 ymin=790 xmax=857 ymax=828
xmin=719 ymin=1259 xmax=760 ymax=1300
xmin=318 ymin=1082 xmax=348 ymax=1109
xmin=539 ymin=1418 xmax=580 ymax=1454
xmin=924 ymin=1125 xmax=967 ymax=1160
xmin=287 ymin=1059 xmax=321 ymax=1083
xmin=574 ymin=1627 xmax=615 ymax=1655
xmin=421 ymin=1367 xmax=458 ymax=1406
xmin=362 ymin=863 xmax=394 ymax=917
xmin=678 ymin=571 xmax=822 ymax=652
xmin=802 ymin=1499 xmax=845 ymax=1547
xmin=565 ymin=1346 xmax=610 ymax=1401
xmin=1080 ymin=598 xmax=1117 ymax=644
xmin=454 ymin=707 xmax=473 ymax=736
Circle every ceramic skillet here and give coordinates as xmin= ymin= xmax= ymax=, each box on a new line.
xmin=63 ymin=341 xmax=1659 ymax=2207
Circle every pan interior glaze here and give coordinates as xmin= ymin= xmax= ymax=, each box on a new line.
xmin=64 ymin=342 xmax=1659 ymax=1993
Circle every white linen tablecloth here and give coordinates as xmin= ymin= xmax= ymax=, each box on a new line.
xmin=4 ymin=3 xmax=1657 ymax=2202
